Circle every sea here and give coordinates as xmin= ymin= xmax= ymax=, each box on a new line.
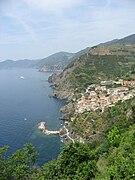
xmin=0 ymin=68 xmax=65 ymax=166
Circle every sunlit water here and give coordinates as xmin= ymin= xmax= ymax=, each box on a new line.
xmin=0 ymin=68 xmax=64 ymax=165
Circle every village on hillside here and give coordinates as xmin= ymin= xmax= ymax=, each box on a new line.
xmin=75 ymin=79 xmax=135 ymax=114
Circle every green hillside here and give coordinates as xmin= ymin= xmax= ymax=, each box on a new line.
xmin=52 ymin=44 xmax=135 ymax=94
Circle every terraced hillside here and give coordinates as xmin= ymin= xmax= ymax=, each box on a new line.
xmin=51 ymin=44 xmax=135 ymax=99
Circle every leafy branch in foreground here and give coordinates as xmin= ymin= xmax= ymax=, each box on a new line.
xmin=0 ymin=143 xmax=38 ymax=180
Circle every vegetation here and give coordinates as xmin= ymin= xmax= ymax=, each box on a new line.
xmin=54 ymin=44 xmax=135 ymax=92
xmin=0 ymin=97 xmax=135 ymax=179
xmin=0 ymin=143 xmax=38 ymax=179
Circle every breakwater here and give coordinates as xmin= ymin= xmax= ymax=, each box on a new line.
xmin=38 ymin=122 xmax=60 ymax=135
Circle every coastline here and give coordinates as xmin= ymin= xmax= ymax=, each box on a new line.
xmin=37 ymin=72 xmax=107 ymax=144
xmin=37 ymin=72 xmax=78 ymax=144
xmin=48 ymin=73 xmax=80 ymax=143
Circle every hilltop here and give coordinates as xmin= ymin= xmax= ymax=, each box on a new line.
xmin=116 ymin=33 xmax=135 ymax=44
xmin=98 ymin=33 xmax=135 ymax=46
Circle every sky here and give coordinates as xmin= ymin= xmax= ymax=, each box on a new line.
xmin=0 ymin=0 xmax=135 ymax=60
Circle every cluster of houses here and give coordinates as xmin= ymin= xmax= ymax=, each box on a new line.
xmin=75 ymin=79 xmax=135 ymax=113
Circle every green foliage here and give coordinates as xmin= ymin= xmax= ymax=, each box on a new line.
xmin=0 ymin=146 xmax=9 ymax=180
xmin=31 ymin=160 xmax=58 ymax=180
xmin=107 ymin=126 xmax=121 ymax=146
xmin=104 ymin=125 xmax=135 ymax=179
xmin=55 ymin=142 xmax=97 ymax=179
xmin=0 ymin=143 xmax=38 ymax=180
xmin=31 ymin=143 xmax=98 ymax=180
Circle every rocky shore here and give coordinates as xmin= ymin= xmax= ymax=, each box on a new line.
xmin=47 ymin=73 xmax=88 ymax=144
xmin=47 ymin=73 xmax=79 ymax=143
xmin=48 ymin=72 xmax=74 ymax=100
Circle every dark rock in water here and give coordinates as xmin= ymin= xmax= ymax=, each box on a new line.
xmin=49 ymin=84 xmax=57 ymax=89
xmin=48 ymin=94 xmax=52 ymax=98
xmin=48 ymin=73 xmax=58 ymax=83
xmin=59 ymin=115 xmax=68 ymax=120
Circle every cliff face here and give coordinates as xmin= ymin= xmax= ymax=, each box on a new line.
xmin=48 ymin=59 xmax=80 ymax=99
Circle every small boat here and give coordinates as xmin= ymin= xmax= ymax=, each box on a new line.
xmin=20 ymin=76 xmax=24 ymax=79
xmin=24 ymin=118 xmax=27 ymax=121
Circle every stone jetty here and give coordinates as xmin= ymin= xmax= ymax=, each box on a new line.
xmin=38 ymin=122 xmax=59 ymax=135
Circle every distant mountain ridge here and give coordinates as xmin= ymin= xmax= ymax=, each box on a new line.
xmin=0 ymin=52 xmax=75 ymax=71
xmin=116 ymin=34 xmax=135 ymax=44
xmin=0 ymin=34 xmax=135 ymax=71
xmin=37 ymin=33 xmax=135 ymax=72
xmin=0 ymin=59 xmax=39 ymax=69
xmin=97 ymin=34 xmax=135 ymax=47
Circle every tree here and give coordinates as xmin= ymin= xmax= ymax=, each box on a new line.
xmin=105 ymin=125 xmax=135 ymax=179
xmin=107 ymin=126 xmax=121 ymax=147
xmin=55 ymin=142 xmax=97 ymax=179
xmin=0 ymin=143 xmax=38 ymax=179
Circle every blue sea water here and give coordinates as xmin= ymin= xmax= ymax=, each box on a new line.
xmin=0 ymin=68 xmax=64 ymax=165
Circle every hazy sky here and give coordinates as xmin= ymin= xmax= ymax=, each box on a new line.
xmin=0 ymin=0 xmax=135 ymax=60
